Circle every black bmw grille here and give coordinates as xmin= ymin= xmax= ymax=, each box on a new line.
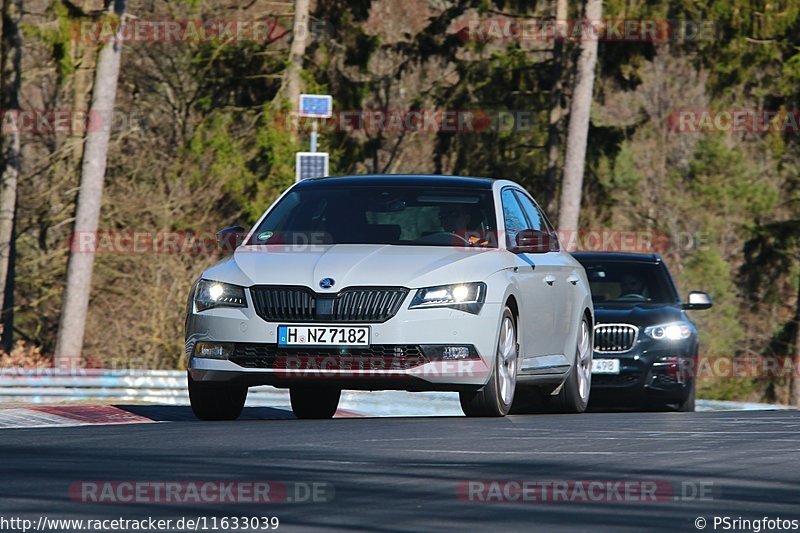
xmin=250 ymin=286 xmax=408 ymax=323
xmin=229 ymin=343 xmax=426 ymax=370
xmin=594 ymin=324 xmax=638 ymax=353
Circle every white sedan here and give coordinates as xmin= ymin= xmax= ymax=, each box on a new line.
xmin=185 ymin=175 xmax=593 ymax=419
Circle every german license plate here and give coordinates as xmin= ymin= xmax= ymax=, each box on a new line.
xmin=277 ymin=325 xmax=370 ymax=347
xmin=592 ymin=358 xmax=621 ymax=374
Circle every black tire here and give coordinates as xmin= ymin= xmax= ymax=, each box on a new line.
xmin=188 ymin=373 xmax=247 ymax=421
xmin=460 ymin=307 xmax=518 ymax=417
xmin=290 ymin=386 xmax=341 ymax=419
xmin=676 ymin=380 xmax=696 ymax=412
xmin=549 ymin=316 xmax=592 ymax=414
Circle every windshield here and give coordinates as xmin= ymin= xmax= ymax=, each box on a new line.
xmin=577 ymin=260 xmax=679 ymax=306
xmin=248 ymin=185 xmax=498 ymax=247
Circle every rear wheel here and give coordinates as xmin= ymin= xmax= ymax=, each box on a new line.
xmin=290 ymin=387 xmax=341 ymax=419
xmin=460 ymin=307 xmax=518 ymax=417
xmin=549 ymin=316 xmax=592 ymax=413
xmin=188 ymin=373 xmax=247 ymax=421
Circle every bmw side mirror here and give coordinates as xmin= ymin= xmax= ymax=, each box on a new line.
xmin=216 ymin=226 xmax=245 ymax=254
xmin=683 ymin=290 xmax=713 ymax=310
xmin=510 ymin=229 xmax=554 ymax=254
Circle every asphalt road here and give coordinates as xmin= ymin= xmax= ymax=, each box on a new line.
xmin=1 ymin=408 xmax=799 ymax=532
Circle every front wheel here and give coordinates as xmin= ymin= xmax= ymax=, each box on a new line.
xmin=676 ymin=380 xmax=696 ymax=412
xmin=460 ymin=307 xmax=518 ymax=417
xmin=549 ymin=316 xmax=592 ymax=413
xmin=290 ymin=387 xmax=341 ymax=419
xmin=188 ymin=373 xmax=247 ymax=421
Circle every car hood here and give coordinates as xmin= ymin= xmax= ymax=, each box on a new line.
xmin=593 ymin=304 xmax=685 ymax=327
xmin=202 ymin=244 xmax=515 ymax=289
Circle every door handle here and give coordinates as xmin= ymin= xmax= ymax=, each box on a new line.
xmin=567 ymin=275 xmax=579 ymax=285
xmin=544 ymin=275 xmax=556 ymax=286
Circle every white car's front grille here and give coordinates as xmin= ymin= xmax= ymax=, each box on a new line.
xmin=249 ymin=286 xmax=408 ymax=323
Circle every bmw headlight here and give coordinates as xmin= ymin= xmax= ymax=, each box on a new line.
xmin=644 ymin=322 xmax=692 ymax=341
xmin=194 ymin=280 xmax=247 ymax=312
xmin=409 ymin=282 xmax=486 ymax=314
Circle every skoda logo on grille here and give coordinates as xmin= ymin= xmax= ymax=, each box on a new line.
xmin=319 ymin=278 xmax=336 ymax=289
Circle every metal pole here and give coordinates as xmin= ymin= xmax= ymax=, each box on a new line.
xmin=310 ymin=119 xmax=318 ymax=152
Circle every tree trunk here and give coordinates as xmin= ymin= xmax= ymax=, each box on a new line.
xmin=276 ymin=0 xmax=310 ymax=115
xmin=557 ymin=0 xmax=602 ymax=242
xmin=544 ymin=0 xmax=568 ymax=214
xmin=68 ymin=1 xmax=100 ymax=170
xmin=0 ymin=0 xmax=23 ymax=352
xmin=791 ymin=273 xmax=800 ymax=407
xmin=54 ymin=0 xmax=127 ymax=367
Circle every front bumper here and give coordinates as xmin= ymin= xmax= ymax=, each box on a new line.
xmin=186 ymin=300 xmax=500 ymax=390
xmin=590 ymin=339 xmax=696 ymax=405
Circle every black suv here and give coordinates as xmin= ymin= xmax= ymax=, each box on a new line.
xmin=572 ymin=252 xmax=712 ymax=411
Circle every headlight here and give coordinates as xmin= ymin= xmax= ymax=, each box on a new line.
xmin=644 ymin=322 xmax=692 ymax=341
xmin=409 ymin=282 xmax=486 ymax=314
xmin=194 ymin=280 xmax=247 ymax=312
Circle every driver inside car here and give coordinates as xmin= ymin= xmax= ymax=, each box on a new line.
xmin=438 ymin=204 xmax=490 ymax=247
xmin=619 ymin=274 xmax=647 ymax=299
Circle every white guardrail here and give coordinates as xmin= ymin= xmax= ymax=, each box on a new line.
xmin=0 ymin=369 xmax=793 ymax=415
xmin=0 ymin=370 xmax=467 ymax=415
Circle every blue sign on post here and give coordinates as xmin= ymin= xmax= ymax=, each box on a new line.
xmin=299 ymin=94 xmax=333 ymax=118
xmin=296 ymin=94 xmax=332 ymax=181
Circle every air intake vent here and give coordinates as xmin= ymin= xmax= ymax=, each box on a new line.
xmin=230 ymin=343 xmax=426 ymax=370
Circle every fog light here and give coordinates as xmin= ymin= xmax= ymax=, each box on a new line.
xmin=421 ymin=345 xmax=478 ymax=361
xmin=194 ymin=342 xmax=234 ymax=359
xmin=653 ymin=356 xmax=692 ymax=383
xmin=442 ymin=346 xmax=471 ymax=360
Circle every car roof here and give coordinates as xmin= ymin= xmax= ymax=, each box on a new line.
xmin=295 ymin=174 xmax=498 ymax=189
xmin=571 ymin=251 xmax=663 ymax=263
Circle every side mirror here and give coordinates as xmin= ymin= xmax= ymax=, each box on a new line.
xmin=216 ymin=226 xmax=245 ymax=254
xmin=683 ymin=290 xmax=713 ymax=310
xmin=510 ymin=229 xmax=554 ymax=254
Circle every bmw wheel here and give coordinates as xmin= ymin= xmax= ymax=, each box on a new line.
xmin=460 ymin=307 xmax=518 ymax=417
xmin=676 ymin=380 xmax=696 ymax=412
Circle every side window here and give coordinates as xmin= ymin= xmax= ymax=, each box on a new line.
xmin=513 ymin=190 xmax=560 ymax=251
xmin=512 ymin=191 xmax=544 ymax=231
xmin=501 ymin=189 xmax=528 ymax=248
